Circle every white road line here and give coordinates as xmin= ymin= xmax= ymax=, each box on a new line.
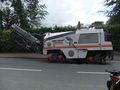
xmin=0 ymin=68 xmax=42 ymax=72
xmin=77 ymin=71 xmax=109 ymax=75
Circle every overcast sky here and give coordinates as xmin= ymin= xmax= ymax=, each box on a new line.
xmin=42 ymin=0 xmax=108 ymax=26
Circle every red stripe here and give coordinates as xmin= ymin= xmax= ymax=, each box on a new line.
xmin=43 ymin=45 xmax=112 ymax=50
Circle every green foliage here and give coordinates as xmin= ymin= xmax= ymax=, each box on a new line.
xmin=104 ymin=0 xmax=120 ymax=51
xmin=90 ymin=21 xmax=104 ymax=29
xmin=25 ymin=0 xmax=48 ymax=28
xmin=0 ymin=10 xmax=3 ymax=29
xmin=2 ymin=9 xmax=18 ymax=29
xmin=0 ymin=30 xmax=29 ymax=52
xmin=27 ymin=25 xmax=76 ymax=34
xmin=27 ymin=27 xmax=52 ymax=34
xmin=105 ymin=24 xmax=120 ymax=51
xmin=105 ymin=0 xmax=120 ymax=24
xmin=0 ymin=0 xmax=18 ymax=29
xmin=12 ymin=0 xmax=30 ymax=30
xmin=0 ymin=0 xmax=47 ymax=30
xmin=53 ymin=25 xmax=76 ymax=32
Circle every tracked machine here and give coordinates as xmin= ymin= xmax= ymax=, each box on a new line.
xmin=11 ymin=24 xmax=113 ymax=64
xmin=43 ymin=28 xmax=113 ymax=64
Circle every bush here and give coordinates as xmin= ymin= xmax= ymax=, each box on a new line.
xmin=105 ymin=24 xmax=120 ymax=51
xmin=0 ymin=30 xmax=29 ymax=52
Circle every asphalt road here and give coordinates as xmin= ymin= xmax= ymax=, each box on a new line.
xmin=0 ymin=58 xmax=120 ymax=90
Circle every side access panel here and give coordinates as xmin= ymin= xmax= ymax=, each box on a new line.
xmin=78 ymin=49 xmax=88 ymax=58
xmin=62 ymin=49 xmax=87 ymax=59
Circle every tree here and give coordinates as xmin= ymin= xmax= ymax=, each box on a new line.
xmin=0 ymin=0 xmax=47 ymax=30
xmin=104 ymin=0 xmax=120 ymax=51
xmin=90 ymin=21 xmax=104 ymax=29
xmin=12 ymin=0 xmax=30 ymax=30
xmin=105 ymin=0 xmax=120 ymax=24
xmin=2 ymin=8 xmax=18 ymax=29
xmin=24 ymin=0 xmax=48 ymax=28
xmin=0 ymin=0 xmax=4 ymax=29
xmin=0 ymin=10 xmax=3 ymax=29
xmin=0 ymin=0 xmax=18 ymax=29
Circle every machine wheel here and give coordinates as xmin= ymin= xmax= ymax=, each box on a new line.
xmin=100 ymin=56 xmax=107 ymax=64
xmin=48 ymin=53 xmax=52 ymax=62
xmin=47 ymin=53 xmax=58 ymax=62
xmin=94 ymin=54 xmax=106 ymax=64
xmin=86 ymin=56 xmax=94 ymax=64
xmin=58 ymin=55 xmax=65 ymax=63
